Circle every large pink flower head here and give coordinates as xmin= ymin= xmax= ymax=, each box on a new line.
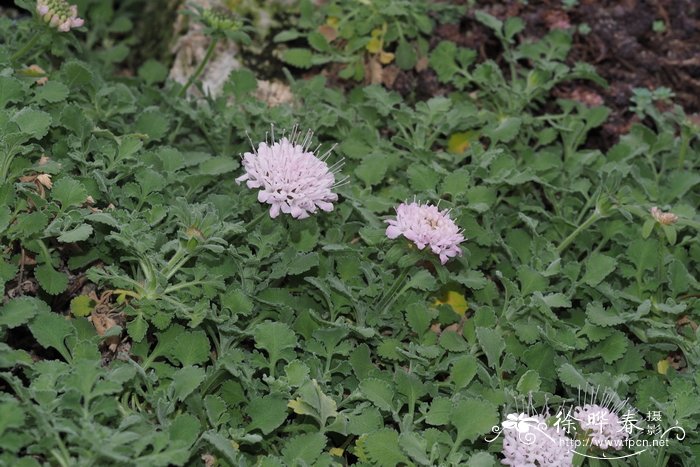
xmin=37 ymin=0 xmax=84 ymax=32
xmin=235 ymin=126 xmax=344 ymax=219
xmin=385 ymin=201 xmax=465 ymax=264
xmin=501 ymin=414 xmax=574 ymax=467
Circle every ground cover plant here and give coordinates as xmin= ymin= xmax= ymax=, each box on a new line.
xmin=1 ymin=0 xmax=699 ymax=465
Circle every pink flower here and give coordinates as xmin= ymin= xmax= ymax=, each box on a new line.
xmin=501 ymin=414 xmax=574 ymax=467
xmin=574 ymin=404 xmax=629 ymax=450
xmin=385 ymin=201 xmax=464 ymax=264
xmin=236 ymin=128 xmax=342 ymax=219
xmin=36 ymin=0 xmax=84 ymax=32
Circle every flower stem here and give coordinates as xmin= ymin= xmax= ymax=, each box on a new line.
xmin=11 ymin=30 xmax=43 ymax=63
xmin=243 ymin=210 xmax=268 ymax=231
xmin=177 ymin=36 xmax=219 ymax=98
xmin=377 ymin=266 xmax=411 ymax=313
xmin=556 ymin=211 xmax=602 ymax=254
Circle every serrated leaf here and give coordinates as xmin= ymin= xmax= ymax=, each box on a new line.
xmin=593 ymin=331 xmax=629 ymax=364
xmin=34 ymin=81 xmax=69 ymax=103
xmin=35 ymin=264 xmax=68 ymax=295
xmin=582 ymin=253 xmax=617 ymax=287
xmin=12 ymin=108 xmax=51 ymax=138
xmin=282 ymin=432 xmax=326 ymax=465
xmin=57 ymin=224 xmax=93 ymax=243
xmin=52 ymin=178 xmax=87 ymax=208
xmin=70 ymin=295 xmax=95 ymax=317
xmin=359 ymin=378 xmax=394 ymax=411
xmin=586 ymin=302 xmax=625 ymax=327
xmin=516 ymin=369 xmax=541 ymax=393
xmin=451 ymin=398 xmax=499 ymax=444
xmin=363 ymin=429 xmax=408 ymax=466
xmin=254 ymin=321 xmax=297 ymax=374
xmin=450 ymin=354 xmax=478 ymax=389
xmin=476 ymin=327 xmax=505 ymax=368
xmin=28 ymin=310 xmax=73 ymax=358
xmin=0 ymin=296 xmax=50 ymax=328
xmin=557 ymin=363 xmax=587 ymax=388
xmin=0 ymin=76 xmax=24 ymax=107
xmin=127 ymin=313 xmax=148 ymax=342
xmin=170 ymin=366 xmax=205 ymax=401
xmin=426 ymin=397 xmax=452 ymax=426
xmin=248 ymin=395 xmax=288 ymax=434
xmin=167 ymin=329 xmax=210 ymax=366
xmin=288 ymin=379 xmax=337 ymax=428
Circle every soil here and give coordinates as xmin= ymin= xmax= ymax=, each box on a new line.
xmin=422 ymin=0 xmax=700 ymax=148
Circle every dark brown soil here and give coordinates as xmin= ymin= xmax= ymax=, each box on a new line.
xmin=421 ymin=0 xmax=700 ymax=147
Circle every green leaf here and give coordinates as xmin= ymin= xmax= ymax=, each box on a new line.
xmin=557 ymin=363 xmax=588 ymax=388
xmin=254 ymin=321 xmax=297 ymax=373
xmin=0 ymin=76 xmax=24 ymax=107
xmin=127 ymin=313 xmax=148 ymax=342
xmin=284 ymin=360 xmax=310 ymax=387
xmin=359 ymin=378 xmax=394 ymax=411
xmin=355 ymin=155 xmax=389 ymax=186
xmin=592 ymin=331 xmax=629 ymax=364
xmin=474 ymin=11 xmax=503 ymax=34
xmin=35 ymin=264 xmax=69 ymax=295
xmin=582 ymin=253 xmax=617 ymax=287
xmin=476 ymin=327 xmax=505 ymax=368
xmin=399 ymin=432 xmax=430 ymax=465
xmin=288 ymin=380 xmax=338 ymax=428
xmin=450 ymin=354 xmax=478 ymax=389
xmin=516 ymin=369 xmax=541 ymax=393
xmin=450 ymin=398 xmax=499 ymax=444
xmin=12 ymin=108 xmax=52 ymax=138
xmin=33 ymin=81 xmax=69 ymax=103
xmin=484 ymin=116 xmax=521 ymax=143
xmin=363 ymin=428 xmax=409 ymax=466
xmin=282 ymin=432 xmax=326 ymax=465
xmin=167 ymin=329 xmax=210 ymax=366
xmin=247 ymin=395 xmax=289 ymax=434
xmin=0 ymin=206 xmax=10 ymax=234
xmin=395 ymin=40 xmax=417 ymax=70
xmin=70 ymin=295 xmax=95 ymax=317
xmin=426 ymin=397 xmax=452 ymax=426
xmin=28 ymin=310 xmax=73 ymax=357
xmin=199 ymin=157 xmax=239 ymax=175
xmin=439 ymin=330 xmax=469 ymax=352
xmin=517 ymin=266 xmax=547 ymax=295
xmin=282 ymin=48 xmax=313 ymax=68
xmin=57 ymin=224 xmax=93 ymax=243
xmin=170 ymin=365 xmax=206 ymax=401
xmin=138 ymin=59 xmax=169 ymax=85
xmin=586 ymin=302 xmax=625 ymax=327
xmin=52 ymin=177 xmax=87 ymax=208
xmin=0 ymin=297 xmax=50 ymax=328
xmin=135 ymin=109 xmax=169 ymax=141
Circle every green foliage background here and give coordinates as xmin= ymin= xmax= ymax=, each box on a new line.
xmin=1 ymin=0 xmax=699 ymax=466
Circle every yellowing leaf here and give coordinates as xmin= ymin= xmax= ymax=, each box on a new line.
xmin=326 ymin=16 xmax=339 ymax=28
xmin=329 ymin=447 xmax=344 ymax=457
xmin=447 ymin=131 xmax=478 ymax=154
xmin=434 ymin=290 xmax=468 ymax=315
xmin=379 ymin=51 xmax=395 ymax=64
xmin=657 ymin=359 xmax=670 ymax=375
xmin=366 ymin=37 xmax=382 ymax=54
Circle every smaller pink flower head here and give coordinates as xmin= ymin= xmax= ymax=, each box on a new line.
xmin=235 ymin=126 xmax=343 ymax=219
xmin=385 ymin=201 xmax=465 ymax=264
